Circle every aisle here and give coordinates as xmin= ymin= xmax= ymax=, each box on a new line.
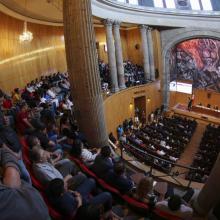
xmin=173 ymin=122 xmax=207 ymax=176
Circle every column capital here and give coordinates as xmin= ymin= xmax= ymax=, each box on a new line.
xmin=138 ymin=24 xmax=147 ymax=30
xmin=102 ymin=18 xmax=114 ymax=27
xmin=146 ymin=26 xmax=153 ymax=32
xmin=113 ymin=20 xmax=121 ymax=28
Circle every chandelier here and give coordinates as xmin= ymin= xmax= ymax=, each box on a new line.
xmin=19 ymin=21 xmax=33 ymax=43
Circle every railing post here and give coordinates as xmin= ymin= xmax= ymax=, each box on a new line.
xmin=187 ymin=168 xmax=195 ymax=189
xmin=148 ymin=157 xmax=153 ymax=177
xmin=149 ymin=165 xmax=153 ymax=177
xmin=120 ymin=143 xmax=123 ymax=160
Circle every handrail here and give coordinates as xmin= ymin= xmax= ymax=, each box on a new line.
xmin=123 ymin=142 xmax=198 ymax=171
xmin=119 ymin=142 xmax=199 ymax=188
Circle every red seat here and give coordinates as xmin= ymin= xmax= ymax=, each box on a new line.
xmin=70 ymin=156 xmax=98 ymax=179
xmin=69 ymin=155 xmax=185 ymax=218
xmin=20 ymin=139 xmax=182 ymax=220
xmin=98 ymin=179 xmax=120 ymax=195
xmin=154 ymin=208 xmax=183 ymax=220
xmin=20 ymin=137 xmax=69 ymax=220
xmin=122 ymin=194 xmax=149 ymax=210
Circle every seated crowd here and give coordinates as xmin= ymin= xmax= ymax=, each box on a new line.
xmin=117 ymin=112 xmax=197 ymax=173
xmin=74 ymin=142 xmax=195 ymax=220
xmin=187 ymin=123 xmax=220 ymax=183
xmin=0 ymin=73 xmax=195 ymax=220
xmin=0 ymin=73 xmax=113 ymax=219
xmin=99 ymin=60 xmax=148 ymax=92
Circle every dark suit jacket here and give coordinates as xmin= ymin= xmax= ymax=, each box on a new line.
xmin=91 ymin=154 xmax=113 ymax=178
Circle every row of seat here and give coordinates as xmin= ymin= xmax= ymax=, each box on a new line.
xmin=21 ymin=137 xmax=182 ymax=220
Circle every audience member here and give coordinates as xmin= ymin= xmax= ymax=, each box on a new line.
xmin=156 ymin=194 xmax=193 ymax=219
xmin=105 ymin=161 xmax=134 ymax=194
xmin=0 ymin=148 xmax=50 ymax=220
xmin=91 ymin=145 xmax=114 ymax=178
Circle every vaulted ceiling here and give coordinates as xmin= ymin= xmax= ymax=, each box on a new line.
xmin=0 ymin=0 xmax=63 ymax=24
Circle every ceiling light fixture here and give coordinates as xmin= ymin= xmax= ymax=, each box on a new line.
xmin=19 ymin=21 xmax=33 ymax=43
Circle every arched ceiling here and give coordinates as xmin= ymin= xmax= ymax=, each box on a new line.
xmin=0 ymin=0 xmax=63 ymax=25
xmin=0 ymin=0 xmax=136 ymax=28
xmin=1 ymin=0 xmax=219 ymax=29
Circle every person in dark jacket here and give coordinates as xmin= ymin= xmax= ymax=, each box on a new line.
xmin=105 ymin=161 xmax=134 ymax=194
xmin=91 ymin=146 xmax=113 ymax=178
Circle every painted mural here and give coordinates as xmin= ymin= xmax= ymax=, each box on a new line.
xmin=170 ymin=38 xmax=220 ymax=92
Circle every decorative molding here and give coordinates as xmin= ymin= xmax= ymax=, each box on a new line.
xmin=138 ymin=24 xmax=146 ymax=30
xmin=113 ymin=20 xmax=121 ymax=27
xmin=92 ymin=0 xmax=220 ymax=29
xmin=102 ymin=18 xmax=114 ymax=26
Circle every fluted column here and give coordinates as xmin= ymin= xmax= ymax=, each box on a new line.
xmin=103 ymin=19 xmax=119 ymax=93
xmin=194 ymin=153 xmax=220 ymax=215
xmin=139 ymin=25 xmax=150 ymax=80
xmin=113 ymin=20 xmax=126 ymax=90
xmin=146 ymin=26 xmax=155 ymax=81
xmin=63 ymin=0 xmax=108 ymax=147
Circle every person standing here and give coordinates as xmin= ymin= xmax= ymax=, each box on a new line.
xmin=187 ymin=97 xmax=193 ymax=111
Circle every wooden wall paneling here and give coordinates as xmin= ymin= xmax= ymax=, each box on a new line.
xmin=120 ymin=29 xmax=128 ymax=61
xmin=169 ymin=89 xmax=220 ymax=109
xmin=0 ymin=11 xmax=66 ymax=92
xmin=94 ymin=27 xmax=129 ymax=63
xmin=126 ymin=28 xmax=143 ymax=65
xmin=152 ymin=29 xmax=162 ymax=80
xmin=104 ymin=81 xmax=162 ymax=137
xmin=94 ymin=27 xmax=108 ymax=63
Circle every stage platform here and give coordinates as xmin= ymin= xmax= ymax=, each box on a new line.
xmin=172 ymin=103 xmax=220 ymax=124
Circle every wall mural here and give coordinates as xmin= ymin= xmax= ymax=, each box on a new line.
xmin=170 ymin=38 xmax=220 ymax=92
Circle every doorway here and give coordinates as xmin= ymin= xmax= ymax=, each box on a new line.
xmin=134 ymin=96 xmax=146 ymax=121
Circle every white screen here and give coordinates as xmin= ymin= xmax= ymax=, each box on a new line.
xmin=170 ymin=81 xmax=192 ymax=94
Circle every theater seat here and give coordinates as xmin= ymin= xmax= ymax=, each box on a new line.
xmin=20 ymin=138 xmax=72 ymax=220
xmin=69 ymin=155 xmax=183 ymax=219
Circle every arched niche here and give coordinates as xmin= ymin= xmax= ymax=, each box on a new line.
xmin=160 ymin=27 xmax=220 ymax=109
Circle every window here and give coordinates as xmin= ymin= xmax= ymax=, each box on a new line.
xmin=129 ymin=0 xmax=138 ymax=5
xmin=117 ymin=0 xmax=126 ymax=3
xmin=154 ymin=0 xmax=164 ymax=8
xmin=165 ymin=0 xmax=176 ymax=9
xmin=201 ymin=0 xmax=213 ymax=10
xmin=190 ymin=0 xmax=201 ymax=10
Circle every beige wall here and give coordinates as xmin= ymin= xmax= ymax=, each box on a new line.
xmin=0 ymin=10 xmax=162 ymax=92
xmin=104 ymin=81 xmax=162 ymax=137
xmin=0 ymin=11 xmax=67 ymax=93
xmin=170 ymin=89 xmax=220 ymax=108
xmin=152 ymin=29 xmax=162 ymax=79
xmin=126 ymin=28 xmax=143 ymax=65
xmin=95 ymin=26 xmax=162 ymax=76
xmin=95 ymin=26 xmax=128 ymax=63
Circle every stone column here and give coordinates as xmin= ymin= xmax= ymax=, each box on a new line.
xmin=146 ymin=26 xmax=155 ymax=81
xmin=113 ymin=20 xmax=126 ymax=90
xmin=139 ymin=25 xmax=150 ymax=80
xmin=194 ymin=153 xmax=220 ymax=215
xmin=63 ymin=0 xmax=108 ymax=147
xmin=103 ymin=19 xmax=119 ymax=93
xmin=161 ymin=50 xmax=171 ymax=111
